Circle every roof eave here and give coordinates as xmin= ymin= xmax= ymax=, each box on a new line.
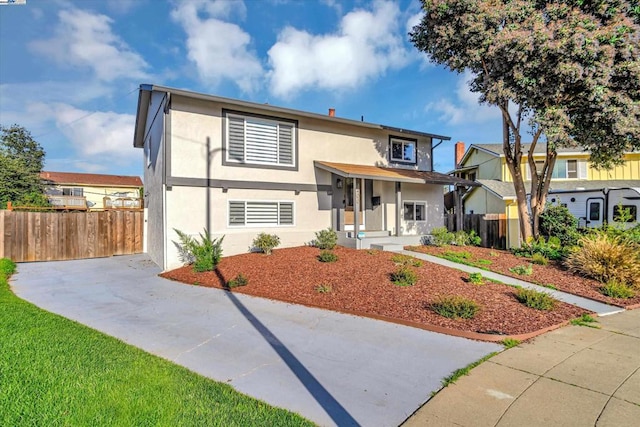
xmin=133 ymin=87 xmax=151 ymax=148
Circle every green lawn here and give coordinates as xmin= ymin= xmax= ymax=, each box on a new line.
xmin=0 ymin=259 xmax=314 ymax=426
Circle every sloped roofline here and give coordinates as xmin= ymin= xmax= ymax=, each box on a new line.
xmin=133 ymin=84 xmax=451 ymax=148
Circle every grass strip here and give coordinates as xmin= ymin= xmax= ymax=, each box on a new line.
xmin=0 ymin=259 xmax=314 ymax=427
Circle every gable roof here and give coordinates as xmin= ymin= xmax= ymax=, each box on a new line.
xmin=134 ymin=84 xmax=451 ymax=148
xmin=470 ymin=179 xmax=640 ymax=200
xmin=459 ymin=143 xmax=588 ymax=167
xmin=41 ymin=171 xmax=143 ymax=188
xmin=315 ymin=161 xmax=479 ymax=187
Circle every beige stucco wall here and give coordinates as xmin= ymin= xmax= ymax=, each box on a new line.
xmin=168 ymin=95 xmax=433 ymax=185
xmin=164 ymin=186 xmax=332 ymax=270
xmin=399 ymin=183 xmax=445 ymax=235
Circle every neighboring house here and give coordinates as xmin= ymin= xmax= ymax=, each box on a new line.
xmin=450 ymin=143 xmax=640 ymax=247
xmin=133 ymin=84 xmax=475 ymax=270
xmin=41 ymin=171 xmax=143 ymax=210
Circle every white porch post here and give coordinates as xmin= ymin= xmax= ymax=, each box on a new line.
xmin=354 ymin=179 xmax=360 ymax=235
xmin=395 ymin=181 xmax=402 ymax=236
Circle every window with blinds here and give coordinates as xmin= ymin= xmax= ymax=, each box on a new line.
xmin=228 ymin=201 xmax=295 ymax=226
xmin=225 ymin=112 xmax=295 ymax=167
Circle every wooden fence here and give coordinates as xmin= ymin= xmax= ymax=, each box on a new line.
xmin=445 ymin=213 xmax=507 ymax=249
xmin=0 ymin=210 xmax=144 ymax=262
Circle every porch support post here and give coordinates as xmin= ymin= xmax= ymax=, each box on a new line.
xmin=354 ymin=179 xmax=360 ymax=236
xmin=455 ymin=185 xmax=464 ymax=232
xmin=395 ymin=181 xmax=402 ymax=236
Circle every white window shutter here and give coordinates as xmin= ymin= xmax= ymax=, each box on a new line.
xmin=578 ymin=160 xmax=587 ymax=179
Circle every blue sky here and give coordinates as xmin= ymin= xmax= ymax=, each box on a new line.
xmin=0 ymin=0 xmax=504 ymax=178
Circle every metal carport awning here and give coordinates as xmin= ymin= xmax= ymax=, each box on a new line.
xmin=314 ymin=161 xmax=479 ymax=187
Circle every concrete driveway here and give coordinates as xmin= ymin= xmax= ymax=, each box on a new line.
xmin=11 ymin=254 xmax=500 ymax=427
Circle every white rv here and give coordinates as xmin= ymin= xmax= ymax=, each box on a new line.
xmin=547 ymin=187 xmax=640 ymax=228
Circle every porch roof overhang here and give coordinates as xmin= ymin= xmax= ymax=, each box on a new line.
xmin=314 ymin=161 xmax=480 ymax=187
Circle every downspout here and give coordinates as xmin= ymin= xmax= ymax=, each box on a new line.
xmin=162 ymin=91 xmax=171 ymax=271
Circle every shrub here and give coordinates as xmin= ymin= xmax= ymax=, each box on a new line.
xmin=599 ymin=281 xmax=636 ymax=299
xmin=315 ymin=284 xmax=332 ymax=293
xmin=531 ymin=253 xmax=548 ymax=265
xmin=174 ymin=228 xmax=224 ymax=272
xmin=540 ymin=204 xmax=580 ymax=247
xmin=509 ymin=264 xmax=533 ymax=276
xmin=565 ymin=231 xmax=640 ymax=288
xmin=468 ymin=272 xmax=484 ymax=285
xmin=390 ymin=266 xmax=418 ymax=286
xmin=432 ymin=296 xmax=479 ymax=319
xmin=391 ymin=253 xmax=423 ymax=267
xmin=512 ymin=236 xmax=565 ymax=260
xmin=318 ymin=250 xmax=338 ymax=263
xmin=0 ymin=258 xmax=16 ymax=278
xmin=431 ymin=227 xmax=454 ymax=246
xmin=227 ymin=273 xmax=248 ymax=288
xmin=252 ymin=233 xmax=280 ymax=255
xmin=515 ymin=288 xmax=556 ymax=310
xmin=443 ymin=250 xmax=472 ymax=260
xmin=314 ymin=228 xmax=338 ymax=250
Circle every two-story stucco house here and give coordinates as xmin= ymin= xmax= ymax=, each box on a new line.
xmin=133 ymin=84 xmax=475 ymax=270
xmin=451 ymin=142 xmax=640 ymax=248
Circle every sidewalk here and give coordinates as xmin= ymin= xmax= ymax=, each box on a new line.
xmin=398 ymin=250 xmax=623 ymax=316
xmin=402 ymin=309 xmax=640 ymax=426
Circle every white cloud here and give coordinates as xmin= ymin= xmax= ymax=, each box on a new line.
xmin=267 ymin=0 xmax=412 ymax=98
xmin=171 ymin=0 xmax=262 ymax=92
xmin=425 ymin=72 xmax=502 ymax=125
xmin=29 ymin=8 xmax=149 ymax=81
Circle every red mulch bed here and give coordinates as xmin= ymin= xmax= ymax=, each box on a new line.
xmin=406 ymin=245 xmax=640 ymax=309
xmin=161 ymin=246 xmax=589 ymax=338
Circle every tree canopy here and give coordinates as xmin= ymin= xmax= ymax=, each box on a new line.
xmin=0 ymin=125 xmax=48 ymax=208
xmin=411 ymin=0 xmax=640 ymax=240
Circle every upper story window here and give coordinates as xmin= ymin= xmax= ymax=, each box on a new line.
xmin=528 ymin=159 xmax=586 ymax=180
xmin=62 ymin=187 xmax=83 ymax=197
xmin=390 ymin=137 xmax=417 ymax=165
xmin=224 ymin=110 xmax=296 ymax=169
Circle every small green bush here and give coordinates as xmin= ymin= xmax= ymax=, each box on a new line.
xmin=512 ymin=236 xmax=566 ymax=261
xmin=468 ymin=272 xmax=484 ymax=285
xmin=431 ymin=227 xmax=454 ymax=246
xmin=599 ymin=281 xmax=636 ymax=299
xmin=174 ymin=228 xmax=224 ymax=272
xmin=391 ymin=253 xmax=423 ymax=267
xmin=531 ymin=253 xmax=549 ymax=265
xmin=227 ymin=273 xmax=248 ymax=288
xmin=318 ymin=250 xmax=338 ymax=263
xmin=443 ymin=250 xmax=472 ymax=260
xmin=0 ymin=258 xmax=16 ymax=277
xmin=252 ymin=233 xmax=280 ymax=255
xmin=515 ymin=288 xmax=556 ymax=310
xmin=432 ymin=295 xmax=479 ymax=319
xmin=390 ymin=266 xmax=418 ymax=286
xmin=510 ymin=264 xmax=533 ymax=276
xmin=314 ymin=228 xmax=338 ymax=250
xmin=315 ymin=284 xmax=332 ymax=293
xmin=540 ymin=204 xmax=580 ymax=247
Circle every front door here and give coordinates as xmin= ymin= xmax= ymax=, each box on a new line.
xmin=344 ymin=178 xmax=365 ymax=231
xmin=586 ymin=198 xmax=604 ymax=228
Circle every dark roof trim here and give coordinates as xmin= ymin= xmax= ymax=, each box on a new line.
xmin=135 ymin=84 xmax=450 ymax=142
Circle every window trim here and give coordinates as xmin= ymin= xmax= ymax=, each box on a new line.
xmin=227 ymin=200 xmax=296 ymax=228
xmin=403 ymin=200 xmax=427 ymax=222
xmin=222 ymin=109 xmax=299 ymax=171
xmin=389 ymin=136 xmax=418 ymax=165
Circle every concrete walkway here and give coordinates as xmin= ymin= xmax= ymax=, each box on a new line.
xmin=403 ymin=309 xmax=640 ymax=426
xmin=398 ymin=250 xmax=623 ymax=316
xmin=10 ymin=254 xmax=501 ymax=427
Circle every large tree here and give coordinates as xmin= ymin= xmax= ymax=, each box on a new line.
xmin=0 ymin=125 xmax=48 ymax=208
xmin=411 ymin=0 xmax=640 ymax=241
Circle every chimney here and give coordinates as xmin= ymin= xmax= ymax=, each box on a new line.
xmin=455 ymin=141 xmax=465 ymax=168
xmin=328 ymin=108 xmax=335 ymax=117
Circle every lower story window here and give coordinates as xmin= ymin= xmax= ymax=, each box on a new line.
xmin=403 ymin=201 xmax=426 ymax=221
xmin=62 ymin=187 xmax=83 ymax=196
xmin=229 ymin=201 xmax=294 ymax=226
